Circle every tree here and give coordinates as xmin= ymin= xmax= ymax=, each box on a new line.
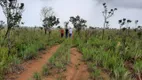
xmin=69 ymin=15 xmax=87 ymax=34
xmin=138 ymin=26 xmax=142 ymax=29
xmin=118 ymin=18 xmax=126 ymax=30
xmin=126 ymin=19 xmax=132 ymax=35
xmin=57 ymin=26 xmax=61 ymax=29
xmin=102 ymin=3 xmax=117 ymax=39
xmin=64 ymin=21 xmax=69 ymax=28
xmin=0 ymin=0 xmax=24 ymax=55
xmin=41 ymin=7 xmax=59 ymax=35
xmin=41 ymin=7 xmax=54 ymax=21
xmin=42 ymin=16 xmax=60 ymax=35
xmin=119 ymin=18 xmax=132 ymax=36
xmin=0 ymin=0 xmax=24 ymax=38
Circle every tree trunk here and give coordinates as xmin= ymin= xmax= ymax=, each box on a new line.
xmin=44 ymin=28 xmax=47 ymax=34
xmin=77 ymin=28 xmax=81 ymax=37
xmin=102 ymin=29 xmax=105 ymax=40
xmin=4 ymin=27 xmax=11 ymax=39
xmin=4 ymin=27 xmax=11 ymax=56
xmin=48 ymin=30 xmax=51 ymax=38
xmin=102 ymin=17 xmax=106 ymax=40
xmin=7 ymin=30 xmax=11 ymax=56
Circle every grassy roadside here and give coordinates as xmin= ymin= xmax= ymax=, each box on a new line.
xmin=0 ymin=29 xmax=64 ymax=79
xmin=73 ymin=31 xmax=142 ymax=80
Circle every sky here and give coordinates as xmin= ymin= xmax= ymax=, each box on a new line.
xmin=0 ymin=0 xmax=142 ymax=28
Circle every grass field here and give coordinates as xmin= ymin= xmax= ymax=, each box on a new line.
xmin=0 ymin=28 xmax=142 ymax=80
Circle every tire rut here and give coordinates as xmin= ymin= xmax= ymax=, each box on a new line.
xmin=64 ymin=48 xmax=90 ymax=80
xmin=7 ymin=45 xmax=60 ymax=80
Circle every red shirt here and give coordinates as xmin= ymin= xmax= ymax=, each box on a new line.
xmin=61 ymin=29 xmax=64 ymax=34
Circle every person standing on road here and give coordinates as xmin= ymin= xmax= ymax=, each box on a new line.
xmin=65 ymin=27 xmax=69 ymax=38
xmin=69 ymin=27 xmax=73 ymax=38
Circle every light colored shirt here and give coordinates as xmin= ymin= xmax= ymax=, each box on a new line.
xmin=69 ymin=28 xmax=72 ymax=34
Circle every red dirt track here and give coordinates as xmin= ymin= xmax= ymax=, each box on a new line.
xmin=6 ymin=45 xmax=60 ymax=80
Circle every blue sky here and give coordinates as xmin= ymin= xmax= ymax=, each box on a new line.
xmin=0 ymin=0 xmax=142 ymax=28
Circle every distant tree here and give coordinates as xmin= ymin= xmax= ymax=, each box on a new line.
xmin=39 ymin=27 xmax=43 ymax=30
xmin=64 ymin=21 xmax=69 ymax=28
xmin=69 ymin=15 xmax=87 ymax=34
xmin=57 ymin=26 xmax=61 ymax=29
xmin=41 ymin=7 xmax=60 ymax=35
xmin=41 ymin=7 xmax=54 ymax=21
xmin=102 ymin=3 xmax=117 ymax=39
xmin=138 ymin=26 xmax=142 ymax=29
xmin=42 ymin=16 xmax=60 ymax=35
xmin=127 ymin=19 xmax=132 ymax=25
xmin=119 ymin=18 xmax=133 ymax=36
xmin=118 ymin=19 xmax=124 ymax=30
xmin=0 ymin=0 xmax=24 ymax=55
xmin=89 ymin=26 xmax=95 ymax=29
xmin=118 ymin=18 xmax=128 ymax=54
xmin=126 ymin=19 xmax=132 ymax=35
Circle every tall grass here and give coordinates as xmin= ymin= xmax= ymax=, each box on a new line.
xmin=48 ymin=39 xmax=72 ymax=72
xmin=0 ymin=28 xmax=63 ymax=79
xmin=73 ymin=29 xmax=142 ymax=80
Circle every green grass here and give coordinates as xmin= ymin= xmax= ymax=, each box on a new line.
xmin=33 ymin=72 xmax=42 ymax=80
xmin=0 ymin=28 xmax=141 ymax=80
xmin=73 ymin=30 xmax=142 ymax=80
xmin=0 ymin=28 xmax=64 ymax=79
xmin=42 ymin=65 xmax=49 ymax=76
xmin=48 ymin=39 xmax=72 ymax=71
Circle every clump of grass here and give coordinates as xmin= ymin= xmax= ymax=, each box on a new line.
xmin=48 ymin=39 xmax=71 ymax=71
xmin=33 ymin=72 xmax=42 ymax=80
xmin=111 ymin=66 xmax=131 ymax=80
xmin=42 ymin=65 xmax=49 ymax=76
xmin=91 ymin=69 xmax=102 ymax=79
